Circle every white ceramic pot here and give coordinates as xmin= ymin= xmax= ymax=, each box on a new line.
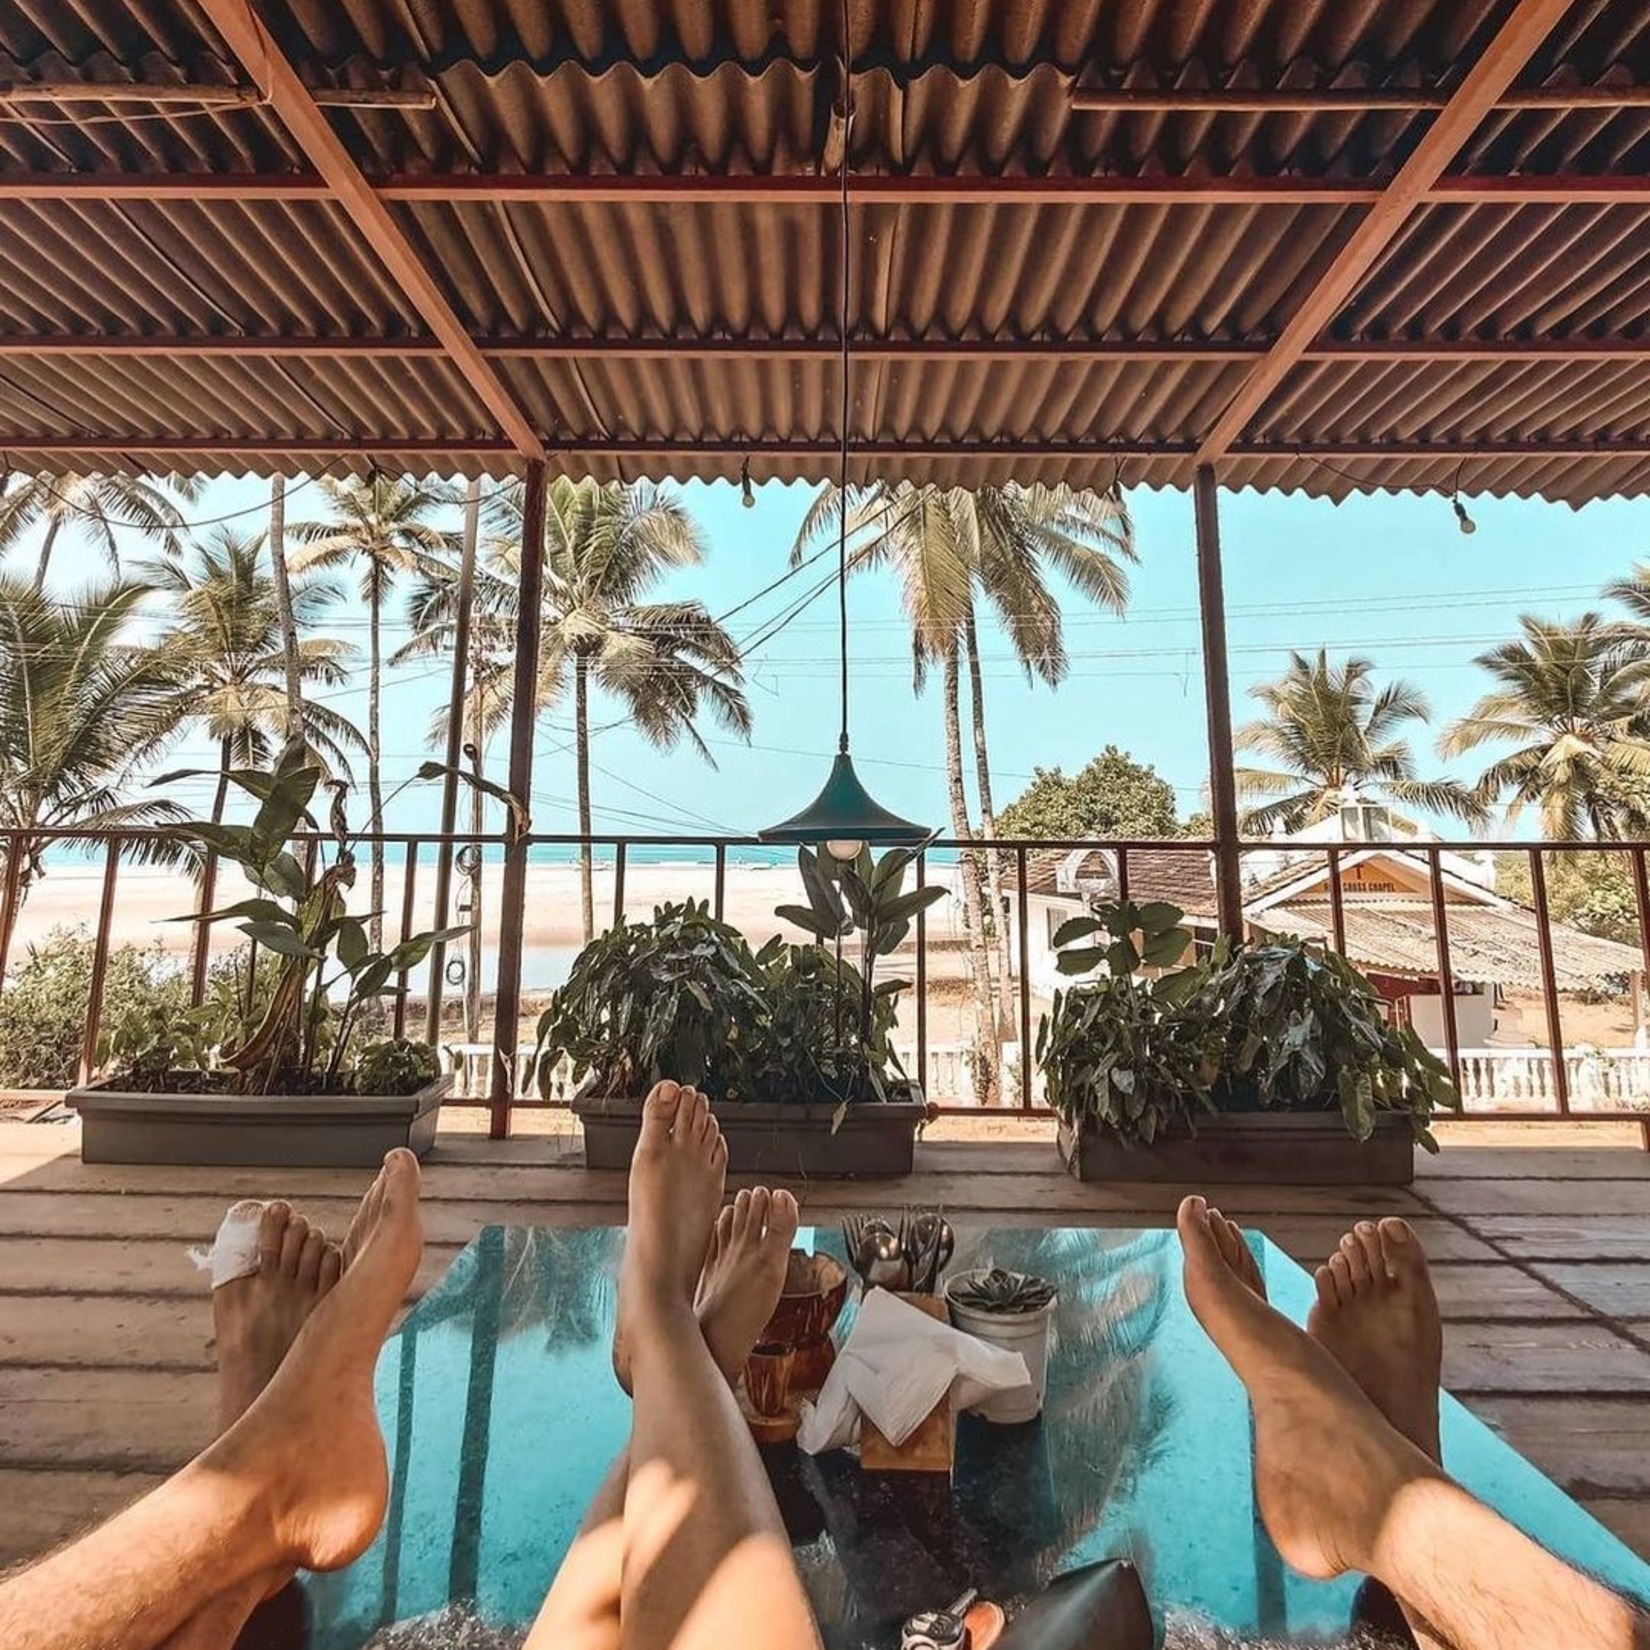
xmin=943 ymin=1271 xmax=1058 ymax=1423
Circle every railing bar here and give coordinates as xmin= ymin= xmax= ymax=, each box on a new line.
xmin=0 ymin=835 xmax=23 ymax=992
xmin=613 ymin=842 xmax=627 ymax=930
xmin=1632 ymin=848 xmax=1650 ymax=984
xmin=78 ymin=837 xmax=123 ymax=1086
xmin=243 ymin=937 xmax=260 ymax=1019
xmin=1425 ymin=848 xmax=1463 ymax=1096
xmin=1017 ymin=846 xmax=1032 ymax=1112
xmin=713 ymin=843 xmax=727 ymax=922
xmin=1527 ymin=847 xmax=1570 ymax=1116
xmin=915 ymin=852 xmax=929 ymax=1099
xmin=1326 ymin=847 xmax=1347 ymax=955
xmin=393 ymin=841 xmax=418 ymax=1040
xmin=1115 ymin=846 xmax=1130 ymax=906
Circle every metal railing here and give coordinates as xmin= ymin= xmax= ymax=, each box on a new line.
xmin=3 ymin=826 xmax=1649 ymax=1142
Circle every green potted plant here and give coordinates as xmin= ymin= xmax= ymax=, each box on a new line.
xmin=1038 ymin=901 xmax=1456 ymax=1186
xmin=70 ymin=745 xmax=498 ymax=1167
xmin=541 ymin=846 xmax=943 ymax=1174
xmin=943 ymin=1266 xmax=1059 ymax=1423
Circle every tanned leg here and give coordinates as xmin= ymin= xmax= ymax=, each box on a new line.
xmin=1178 ymin=1196 xmax=1650 ymax=1650
xmin=1312 ymin=1217 xmax=1448 ymax=1650
xmin=0 ymin=1151 xmax=424 ymax=1650
xmin=529 ymin=1162 xmax=803 ymax=1650
xmin=599 ymin=1082 xmax=819 ymax=1650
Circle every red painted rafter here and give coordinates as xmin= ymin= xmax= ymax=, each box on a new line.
xmin=191 ymin=0 xmax=544 ymax=463
xmin=6 ymin=170 xmax=1650 ymax=206
xmin=1196 ymin=0 xmax=1580 ymax=465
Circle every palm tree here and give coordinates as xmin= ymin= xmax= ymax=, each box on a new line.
xmin=1440 ymin=614 xmax=1650 ymax=839
xmin=402 ymin=477 xmax=752 ymax=940
xmin=791 ymin=481 xmax=1137 ymax=1104
xmin=0 ymin=578 xmax=187 ymax=979
xmin=1236 ymin=650 xmax=1485 ymax=836
xmin=0 ymin=471 xmax=202 ymax=589
xmin=290 ymin=477 xmax=460 ymax=947
xmin=145 ymin=528 xmax=366 ymax=823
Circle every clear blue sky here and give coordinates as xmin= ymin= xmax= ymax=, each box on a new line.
xmin=25 ymin=474 xmax=1649 ymax=841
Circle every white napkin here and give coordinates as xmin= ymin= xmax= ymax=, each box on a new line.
xmin=187 ymin=1200 xmax=267 ymax=1290
xmin=797 ymin=1287 xmax=1032 ymax=1455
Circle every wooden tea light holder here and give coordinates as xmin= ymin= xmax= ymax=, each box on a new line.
xmin=740 ymin=1249 xmax=849 ymax=1444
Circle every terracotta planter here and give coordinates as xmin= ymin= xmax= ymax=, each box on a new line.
xmin=71 ymin=1077 xmax=449 ymax=1167
xmin=1057 ymin=1110 xmax=1416 ymax=1186
xmin=574 ymin=1090 xmax=925 ymax=1176
xmin=943 ymin=1270 xmax=1057 ymax=1423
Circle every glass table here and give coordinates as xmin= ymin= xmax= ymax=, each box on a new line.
xmin=305 ymin=1225 xmax=1650 ymax=1648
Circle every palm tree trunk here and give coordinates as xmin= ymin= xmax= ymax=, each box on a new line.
xmin=368 ymin=574 xmax=385 ymax=955
xmin=32 ymin=520 xmax=60 ymax=592
xmin=575 ymin=652 xmax=595 ymax=943
xmin=943 ymin=640 xmax=1000 ymax=1107
xmin=267 ymin=478 xmax=304 ymax=745
xmin=965 ymin=610 xmax=1016 ymax=1037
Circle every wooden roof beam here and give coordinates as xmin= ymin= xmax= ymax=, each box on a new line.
xmin=3 ymin=436 xmax=1647 ymax=462
xmin=7 ymin=171 xmax=1650 ymax=206
xmin=1070 ymin=84 xmax=1650 ymax=113
xmin=1195 ymin=0 xmax=1580 ymax=466
xmin=6 ymin=335 xmax=1650 ymax=364
xmin=190 ymin=0 xmax=544 ymax=463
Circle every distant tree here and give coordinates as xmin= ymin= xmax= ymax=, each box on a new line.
xmin=1495 ymin=851 xmax=1640 ymax=946
xmin=998 ymin=747 xmax=1179 ymax=840
xmin=1238 ymin=650 xmax=1485 ymax=835
xmin=1440 ymin=614 xmax=1650 ymax=840
xmin=0 ymin=471 xmax=201 ymax=589
xmin=1179 ymin=809 xmax=1214 ymax=840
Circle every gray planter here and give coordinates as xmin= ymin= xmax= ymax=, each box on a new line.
xmin=1057 ymin=1110 xmax=1416 ymax=1186
xmin=71 ymin=1077 xmax=450 ymax=1167
xmin=574 ymin=1090 xmax=926 ymax=1176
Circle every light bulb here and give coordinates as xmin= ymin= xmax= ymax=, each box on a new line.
xmin=1453 ymin=495 xmax=1476 ymax=536
xmin=740 ymin=461 xmax=756 ymax=509
xmin=825 ymin=838 xmax=864 ymax=863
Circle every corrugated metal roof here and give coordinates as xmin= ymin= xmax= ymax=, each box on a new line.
xmin=2 ymin=0 xmax=1650 ymax=492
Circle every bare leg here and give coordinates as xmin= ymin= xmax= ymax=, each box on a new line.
xmin=0 ymin=1151 xmax=424 ymax=1650
xmin=1311 ymin=1217 xmax=1447 ymax=1650
xmin=1178 ymin=1196 xmax=1650 ymax=1650
xmin=530 ymin=1086 xmax=805 ymax=1650
xmin=608 ymin=1082 xmax=819 ymax=1650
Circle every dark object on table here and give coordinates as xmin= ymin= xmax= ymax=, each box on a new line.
xmin=995 ymin=1559 xmax=1153 ymax=1650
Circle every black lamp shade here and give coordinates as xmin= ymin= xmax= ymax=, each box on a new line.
xmin=758 ymin=752 xmax=934 ymax=846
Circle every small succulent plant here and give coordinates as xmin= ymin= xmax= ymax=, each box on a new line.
xmin=948 ymin=1267 xmax=1056 ymax=1315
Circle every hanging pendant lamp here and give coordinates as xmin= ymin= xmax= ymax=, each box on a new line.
xmin=758 ymin=47 xmax=932 ymax=863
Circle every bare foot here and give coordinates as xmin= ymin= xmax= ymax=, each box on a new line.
xmin=611 ymin=1083 xmax=728 ymax=1382
xmin=203 ymin=1149 xmax=425 ymax=1574
xmin=1309 ymin=1218 xmax=1443 ymax=1464
xmin=213 ymin=1201 xmax=345 ymax=1433
xmin=696 ymin=1187 xmax=802 ymax=1379
xmin=1177 ymin=1195 xmax=1446 ymax=1582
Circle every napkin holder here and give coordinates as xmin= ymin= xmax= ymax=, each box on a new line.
xmin=859 ymin=1294 xmax=956 ymax=1478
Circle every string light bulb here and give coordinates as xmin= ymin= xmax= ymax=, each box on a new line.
xmin=740 ymin=457 xmax=756 ymax=509
xmin=1452 ymin=492 xmax=1476 ymax=535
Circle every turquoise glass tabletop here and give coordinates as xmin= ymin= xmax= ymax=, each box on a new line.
xmin=303 ymin=1224 xmax=1650 ymax=1648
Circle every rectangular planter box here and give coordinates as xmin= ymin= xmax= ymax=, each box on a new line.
xmin=1058 ymin=1111 xmax=1416 ymax=1186
xmin=575 ymin=1092 xmax=926 ymax=1177
xmin=71 ymin=1078 xmax=450 ymax=1168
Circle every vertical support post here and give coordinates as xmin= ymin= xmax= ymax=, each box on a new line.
xmin=1017 ymin=846 xmax=1032 ymax=1111
xmin=1327 ymin=847 xmax=1347 ymax=955
xmin=1115 ymin=846 xmax=1130 ymax=906
xmin=426 ymin=476 xmax=482 ymax=1043
xmin=714 ymin=843 xmax=727 ymax=921
xmin=613 ymin=841 xmax=627 ymax=929
xmin=1528 ymin=848 xmax=1570 ymax=1115
xmin=0 ymin=836 xmax=23 ymax=993
xmin=915 ymin=851 xmax=929 ymax=1097
xmin=490 ymin=461 xmax=548 ymax=1139
xmin=78 ymin=837 xmax=123 ymax=1085
xmin=1194 ymin=465 xmax=1244 ymax=938
xmin=190 ymin=851 xmax=219 ymax=1005
xmin=1425 ymin=848 xmax=1462 ymax=1094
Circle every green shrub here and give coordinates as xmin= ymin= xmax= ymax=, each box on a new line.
xmin=354 ymin=1037 xmax=441 ymax=1096
xmin=0 ymin=928 xmax=190 ymax=1089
